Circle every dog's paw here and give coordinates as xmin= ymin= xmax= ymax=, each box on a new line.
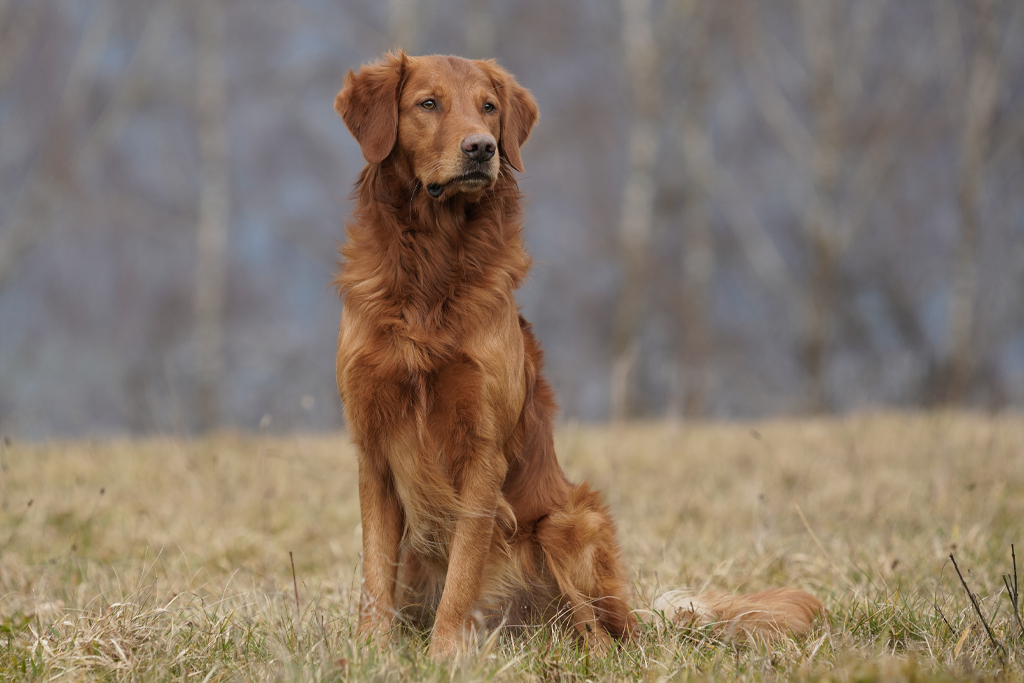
xmin=428 ymin=619 xmax=478 ymax=660
xmin=427 ymin=636 xmax=459 ymax=660
xmin=356 ymin=612 xmax=395 ymax=646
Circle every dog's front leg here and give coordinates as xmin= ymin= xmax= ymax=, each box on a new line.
xmin=357 ymin=454 xmax=403 ymax=641
xmin=428 ymin=452 xmax=504 ymax=659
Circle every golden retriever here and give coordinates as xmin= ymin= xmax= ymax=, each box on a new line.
xmin=333 ymin=52 xmax=822 ymax=659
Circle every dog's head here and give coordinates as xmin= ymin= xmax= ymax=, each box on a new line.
xmin=335 ymin=52 xmax=538 ymax=200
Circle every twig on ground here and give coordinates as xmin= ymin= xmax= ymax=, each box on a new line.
xmin=1004 ymin=544 xmax=1023 ymax=641
xmin=933 ymin=602 xmax=956 ymax=636
xmin=290 ymin=551 xmax=302 ymax=647
xmin=950 ymin=553 xmax=1006 ymax=659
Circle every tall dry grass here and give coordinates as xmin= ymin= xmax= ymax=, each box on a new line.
xmin=0 ymin=412 xmax=1021 ymax=680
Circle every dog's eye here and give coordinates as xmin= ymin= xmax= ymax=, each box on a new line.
xmin=483 ymin=102 xmax=496 ymax=113
xmin=420 ymin=99 xmax=436 ymax=110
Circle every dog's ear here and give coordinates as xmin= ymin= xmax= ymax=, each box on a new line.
xmin=479 ymin=61 xmax=538 ymax=173
xmin=335 ymin=52 xmax=407 ymax=164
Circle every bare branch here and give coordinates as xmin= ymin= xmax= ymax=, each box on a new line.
xmin=0 ymin=0 xmax=179 ymax=291
xmin=733 ymin=1 xmax=814 ymax=176
xmin=0 ymin=0 xmax=46 ymax=93
xmin=0 ymin=0 xmax=118 ymax=289
xmin=950 ymin=552 xmax=1007 ymax=659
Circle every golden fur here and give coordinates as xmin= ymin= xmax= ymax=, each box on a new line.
xmin=333 ymin=52 xmax=822 ymax=658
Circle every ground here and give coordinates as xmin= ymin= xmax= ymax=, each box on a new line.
xmin=0 ymin=412 xmax=1022 ymax=681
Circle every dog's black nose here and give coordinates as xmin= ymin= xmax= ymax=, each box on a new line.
xmin=461 ymin=134 xmax=496 ymax=162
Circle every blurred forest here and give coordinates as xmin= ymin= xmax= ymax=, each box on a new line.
xmin=0 ymin=0 xmax=1022 ymax=436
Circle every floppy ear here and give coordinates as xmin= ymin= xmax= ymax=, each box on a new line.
xmin=334 ymin=51 xmax=407 ymax=164
xmin=479 ymin=61 xmax=539 ymax=172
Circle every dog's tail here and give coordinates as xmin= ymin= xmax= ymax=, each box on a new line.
xmin=650 ymin=587 xmax=823 ymax=639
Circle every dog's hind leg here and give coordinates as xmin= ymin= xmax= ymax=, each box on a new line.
xmin=535 ymin=483 xmax=637 ymax=650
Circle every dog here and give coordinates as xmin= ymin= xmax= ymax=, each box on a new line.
xmin=333 ymin=52 xmax=822 ymax=659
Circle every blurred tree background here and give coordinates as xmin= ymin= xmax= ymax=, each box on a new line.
xmin=0 ymin=0 xmax=1022 ymax=436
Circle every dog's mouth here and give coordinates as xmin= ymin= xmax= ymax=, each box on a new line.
xmin=426 ymin=171 xmax=495 ymax=199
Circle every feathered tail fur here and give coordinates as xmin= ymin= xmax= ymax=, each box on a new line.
xmin=652 ymin=587 xmax=823 ymax=638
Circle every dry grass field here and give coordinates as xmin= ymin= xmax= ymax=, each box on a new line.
xmin=0 ymin=412 xmax=1022 ymax=681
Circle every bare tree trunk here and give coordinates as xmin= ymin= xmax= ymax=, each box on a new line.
xmin=194 ymin=0 xmax=230 ymax=432
xmin=612 ymin=0 xmax=659 ymax=421
xmin=943 ymin=0 xmax=997 ymax=404
xmin=389 ymin=0 xmax=419 ymax=53
xmin=671 ymin=0 xmax=716 ymax=419
xmin=798 ymin=0 xmax=843 ymax=414
xmin=464 ymin=0 xmax=495 ymax=58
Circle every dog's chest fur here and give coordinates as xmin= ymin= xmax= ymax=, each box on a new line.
xmin=336 ymin=184 xmax=529 ymax=554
